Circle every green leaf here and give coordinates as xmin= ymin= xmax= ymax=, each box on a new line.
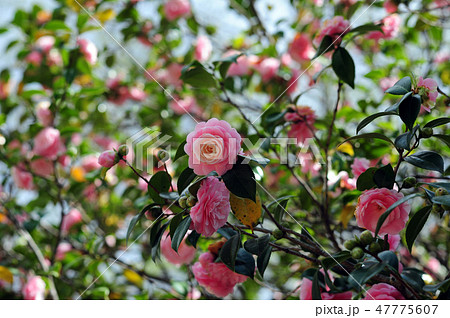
xmin=405 ymin=206 xmax=432 ymax=253
xmin=234 ymin=248 xmax=255 ymax=279
xmin=219 ymin=233 xmax=241 ymax=271
xmin=244 ymin=234 xmax=270 ymax=256
xmin=340 ymin=133 xmax=395 ymax=148
xmin=320 ymin=250 xmax=351 ymax=270
xmin=169 ymin=212 xmax=184 ymax=239
xmin=375 ymin=193 xmax=424 ymax=236
xmin=171 ymin=216 xmax=192 ymax=253
xmin=357 ymin=111 xmax=398 ymax=134
xmin=173 ymin=141 xmax=187 ymax=162
xmin=404 ymin=151 xmax=444 ymax=174
xmin=398 ymin=93 xmax=421 ymax=131
xmin=187 ymin=230 xmax=201 ymax=248
xmin=395 ymin=132 xmax=411 ymax=151
xmin=237 ymin=154 xmax=270 ymax=168
xmin=385 ymin=76 xmax=411 ymax=95
xmin=422 ymin=182 xmax=450 ymax=192
xmin=180 ymin=61 xmax=217 ymax=88
xmin=312 ymin=271 xmax=322 ymax=300
xmin=432 ymin=194 xmax=450 ymax=206
xmin=257 ymin=245 xmax=272 ymax=277
xmin=373 ymin=164 xmax=395 ymax=189
xmin=148 ymin=171 xmax=172 ymax=204
xmin=222 ymin=157 xmax=256 ymax=202
xmin=126 ymin=204 xmax=157 ymax=244
xmin=177 ymin=167 xmax=196 ymax=194
xmin=348 ymin=23 xmax=383 ymax=35
xmin=350 ymin=262 xmax=386 ymax=288
xmin=423 ymin=278 xmax=450 ymax=293
xmin=356 ymin=167 xmax=377 ymax=191
xmin=215 ymin=53 xmax=243 ymax=79
xmin=378 ymin=251 xmax=399 ymax=272
xmin=424 ymin=117 xmax=450 ymax=128
xmin=313 ymin=35 xmax=333 ymax=59
xmin=433 ymin=134 xmax=450 ymax=148
xmin=332 ymin=47 xmax=355 ymax=88
xmin=44 ymin=20 xmax=71 ymax=31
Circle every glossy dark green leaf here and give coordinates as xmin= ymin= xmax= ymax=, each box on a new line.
xmin=126 ymin=203 xmax=157 ymax=244
xmin=423 ymin=278 xmax=450 ymax=293
xmin=373 ymin=164 xmax=395 ymax=189
xmin=169 ymin=212 xmax=184 ymax=239
xmin=356 ymin=167 xmax=377 ymax=191
xmin=187 ymin=230 xmax=201 ymax=248
xmin=222 ymin=157 xmax=256 ymax=202
xmin=244 ymin=234 xmax=270 ymax=256
xmin=349 ymin=262 xmax=385 ymax=288
xmin=332 ymin=47 xmax=355 ymax=88
xmin=234 ymin=248 xmax=255 ymax=279
xmin=219 ymin=233 xmax=241 ymax=271
xmin=432 ymin=194 xmax=450 ymax=206
xmin=404 ymin=151 xmax=444 ymax=174
xmin=424 ymin=117 xmax=450 ymax=128
xmin=405 ymin=206 xmax=432 ymax=253
xmin=171 ymin=216 xmax=192 ymax=253
xmin=347 ymin=23 xmax=382 ymax=35
xmin=378 ymin=251 xmax=399 ymax=272
xmin=257 ymin=245 xmax=272 ymax=277
xmin=356 ymin=111 xmax=397 ymax=134
xmin=173 ymin=141 xmax=187 ymax=162
xmin=148 ymin=171 xmax=172 ymax=204
xmin=340 ymin=133 xmax=395 ymax=148
xmin=180 ymin=61 xmax=217 ymax=88
xmin=313 ymin=35 xmax=333 ymax=59
xmin=177 ymin=167 xmax=196 ymax=194
xmin=433 ymin=134 xmax=450 ymax=148
xmin=312 ymin=271 xmax=322 ymax=300
xmin=385 ymin=76 xmax=411 ymax=95
xmin=398 ymin=93 xmax=421 ymax=131
xmin=320 ymin=250 xmax=351 ymax=270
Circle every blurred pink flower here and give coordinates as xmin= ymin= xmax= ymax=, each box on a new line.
xmin=190 ymin=177 xmax=230 ymax=237
xmin=35 ymin=36 xmax=55 ymax=53
xmin=380 ymin=77 xmax=398 ymax=92
xmin=82 ymin=155 xmax=101 ymax=172
xmin=256 ymin=57 xmax=280 ymax=82
xmin=128 ymin=87 xmax=147 ymax=101
xmin=169 ymin=96 xmax=202 ymax=115
xmin=367 ymin=15 xmax=401 ymax=40
xmin=315 ymin=16 xmax=350 ymax=46
xmin=35 ymin=101 xmax=53 ymax=126
xmin=26 ymin=51 xmax=43 ymax=66
xmin=30 ymin=158 xmax=54 ymax=177
xmin=351 ymin=158 xmax=370 ymax=178
xmin=288 ymin=34 xmax=313 ymax=62
xmin=33 ymin=127 xmax=62 ymax=159
xmin=387 ymin=234 xmax=401 ymax=251
xmin=284 ymin=106 xmax=316 ymax=145
xmin=22 ymin=276 xmax=46 ymax=300
xmin=384 ymin=0 xmax=398 ymax=13
xmin=434 ymin=51 xmax=450 ymax=64
xmin=417 ymin=77 xmax=438 ymax=111
xmin=160 ymin=232 xmax=196 ymax=265
xmin=355 ymin=188 xmax=410 ymax=235
xmin=164 ymin=0 xmax=191 ymax=21
xmin=224 ymin=51 xmax=257 ymax=77
xmin=47 ymin=49 xmax=62 ymax=67
xmin=0 ymin=80 xmax=9 ymax=99
xmin=192 ymin=252 xmax=247 ymax=297
xmin=77 ymin=38 xmax=98 ymax=65
xmin=286 ymin=68 xmax=300 ymax=96
xmin=61 ymin=208 xmax=83 ymax=234
xmin=55 ymin=242 xmax=72 ymax=261
xmin=364 ymin=283 xmax=405 ymax=300
xmin=12 ymin=166 xmax=34 ymax=190
xmin=184 ymin=118 xmax=241 ymax=176
xmin=195 ymin=35 xmax=212 ymax=62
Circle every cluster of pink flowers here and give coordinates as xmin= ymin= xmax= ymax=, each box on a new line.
xmin=164 ymin=0 xmax=191 ymax=21
xmin=106 ymin=77 xmax=147 ymax=105
xmin=284 ymin=106 xmax=316 ymax=145
xmin=416 ymin=77 xmax=438 ymax=112
xmin=355 ymin=188 xmax=410 ymax=235
xmin=25 ymin=36 xmax=62 ymax=67
xmin=367 ymin=15 xmax=401 ymax=40
xmin=184 ymin=118 xmax=241 ymax=176
xmin=22 ymin=276 xmax=46 ymax=300
xmin=190 ymin=177 xmax=230 ymax=237
xmin=33 ymin=127 xmax=64 ymax=160
xmin=160 ymin=232 xmax=196 ymax=265
xmin=315 ymin=16 xmax=350 ymax=46
xmin=192 ymin=252 xmax=247 ymax=297
xmin=77 ymin=38 xmax=98 ymax=65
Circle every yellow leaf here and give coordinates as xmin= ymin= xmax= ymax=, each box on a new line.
xmin=95 ymin=9 xmax=116 ymax=24
xmin=336 ymin=142 xmax=354 ymax=156
xmin=0 ymin=266 xmax=13 ymax=284
xmin=340 ymin=204 xmax=355 ymax=228
xmin=229 ymin=192 xmax=262 ymax=230
xmin=123 ymin=269 xmax=143 ymax=288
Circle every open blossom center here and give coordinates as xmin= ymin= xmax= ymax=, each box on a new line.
xmin=194 ymin=134 xmax=225 ymax=165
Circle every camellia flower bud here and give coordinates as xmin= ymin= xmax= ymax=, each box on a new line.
xmin=118 ymin=144 xmax=129 ymax=157
xmin=435 ymin=188 xmax=449 ymax=196
xmin=178 ymin=196 xmax=187 ymax=209
xmin=420 ymin=127 xmax=433 ymax=139
xmin=157 ymin=149 xmax=169 ymax=161
xmin=272 ymin=229 xmax=283 ymax=240
xmin=369 ymin=242 xmax=382 ymax=254
xmin=351 ymin=247 xmax=364 ymax=259
xmin=344 ymin=239 xmax=357 ymax=250
xmin=402 ymin=177 xmax=417 ymax=189
xmin=98 ymin=150 xmax=118 ymax=168
xmin=186 ymin=196 xmax=197 ymax=207
xmin=360 ymin=230 xmax=374 ymax=246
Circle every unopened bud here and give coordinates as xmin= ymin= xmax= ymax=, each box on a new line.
xmin=351 ymin=247 xmax=364 ymax=259
xmin=344 ymin=239 xmax=357 ymax=250
xmin=118 ymin=145 xmax=129 ymax=157
xmin=369 ymin=242 xmax=381 ymax=254
xmin=360 ymin=230 xmax=374 ymax=246
xmin=178 ymin=196 xmax=187 ymax=209
xmin=402 ymin=177 xmax=417 ymax=189
xmin=420 ymin=127 xmax=433 ymax=139
xmin=186 ymin=196 xmax=197 ymax=207
xmin=272 ymin=229 xmax=283 ymax=240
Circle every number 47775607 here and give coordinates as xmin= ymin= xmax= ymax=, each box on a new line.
xmin=376 ymin=305 xmax=438 ymax=315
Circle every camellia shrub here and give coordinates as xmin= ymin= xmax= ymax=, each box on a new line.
xmin=0 ymin=0 xmax=449 ymax=300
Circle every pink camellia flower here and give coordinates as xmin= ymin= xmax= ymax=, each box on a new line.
xmin=387 ymin=234 xmax=401 ymax=251
xmin=169 ymin=96 xmax=202 ymax=115
xmin=33 ymin=127 xmax=62 ymax=159
xmin=30 ymin=158 xmax=54 ymax=177
xmin=192 ymin=252 xmax=247 ymax=297
xmin=351 ymin=158 xmax=371 ymax=178
xmin=355 ymin=188 xmax=410 ymax=235
xmin=284 ymin=106 xmax=316 ymax=145
xmin=58 ymin=154 xmax=71 ymax=167
xmin=47 ymin=49 xmax=62 ymax=67
xmin=55 ymin=242 xmax=72 ymax=261
xmin=77 ymin=38 xmax=98 ymax=65
xmin=98 ymin=150 xmax=117 ymax=168
xmin=256 ymin=57 xmax=280 ymax=82
xmin=195 ymin=35 xmax=212 ymax=62
xmin=364 ymin=283 xmax=405 ymax=300
xmin=35 ymin=36 xmax=55 ymax=53
xmin=315 ymin=16 xmax=350 ymax=46
xmin=367 ymin=14 xmax=401 ymax=40
xmin=300 ymin=278 xmax=353 ymax=300
xmin=22 ymin=276 xmax=46 ymax=300
xmin=128 ymin=87 xmax=147 ymax=101
xmin=380 ymin=77 xmax=398 ymax=92
xmin=289 ymin=34 xmax=313 ymax=62
xmin=35 ymin=101 xmax=53 ymax=126
xmin=384 ymin=0 xmax=398 ymax=13
xmin=12 ymin=166 xmax=34 ymax=190
xmin=82 ymin=155 xmax=101 ymax=172
xmin=434 ymin=51 xmax=450 ymax=64
xmin=416 ymin=77 xmax=438 ymax=112
xmin=184 ymin=118 xmax=241 ymax=176
xmin=26 ymin=51 xmax=43 ymax=66
xmin=224 ymin=51 xmax=257 ymax=77
xmin=298 ymin=153 xmax=321 ymax=177
xmin=190 ymin=177 xmax=230 ymax=236
xmin=160 ymin=232 xmax=196 ymax=265
xmin=61 ymin=208 xmax=83 ymax=234
xmin=164 ymin=0 xmax=191 ymax=21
